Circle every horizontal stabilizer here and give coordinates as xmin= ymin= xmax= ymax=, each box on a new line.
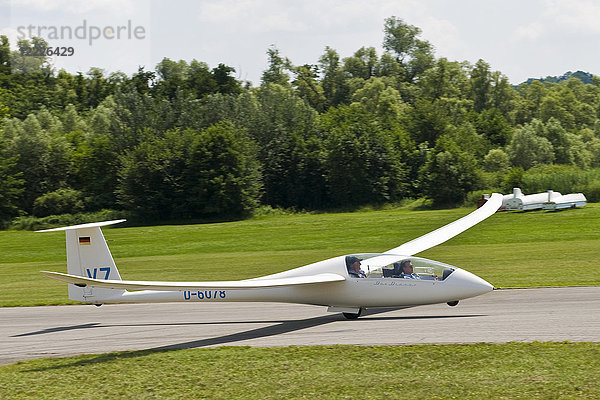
xmin=41 ymin=271 xmax=345 ymax=290
xmin=36 ymin=219 xmax=126 ymax=232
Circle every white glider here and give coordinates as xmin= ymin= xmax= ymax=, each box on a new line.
xmin=40 ymin=193 xmax=502 ymax=318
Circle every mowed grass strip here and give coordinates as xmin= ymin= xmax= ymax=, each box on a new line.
xmin=1 ymin=204 xmax=599 ymax=306
xmin=0 ymin=343 xmax=598 ymax=399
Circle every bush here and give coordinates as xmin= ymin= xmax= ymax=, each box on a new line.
xmin=250 ymin=205 xmax=300 ymax=218
xmin=483 ymin=148 xmax=510 ymax=172
xmin=584 ymin=180 xmax=600 ymax=202
xmin=521 ymin=165 xmax=600 ymax=194
xmin=463 ymin=190 xmax=491 ymax=207
xmin=9 ymin=209 xmax=127 ymax=231
xmin=420 ymin=137 xmax=483 ymax=207
xmin=502 ymin=167 xmax=524 ymax=193
xmin=506 ymin=123 xmax=554 ymax=169
xmin=480 ymin=171 xmax=504 ymax=191
xmin=32 ymin=188 xmax=85 ymax=217
xmin=117 ymin=123 xmax=262 ymax=221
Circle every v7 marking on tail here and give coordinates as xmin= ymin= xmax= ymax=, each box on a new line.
xmin=85 ymin=267 xmax=111 ymax=280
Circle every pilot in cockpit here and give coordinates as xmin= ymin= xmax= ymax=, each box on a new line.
xmin=398 ymin=259 xmax=420 ymax=279
xmin=346 ymin=256 xmax=366 ymax=278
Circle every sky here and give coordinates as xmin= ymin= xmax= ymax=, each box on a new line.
xmin=1 ymin=0 xmax=599 ymax=85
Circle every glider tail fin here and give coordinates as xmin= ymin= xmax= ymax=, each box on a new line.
xmin=38 ymin=220 xmax=127 ymax=303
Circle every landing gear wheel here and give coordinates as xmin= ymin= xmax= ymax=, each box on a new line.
xmin=342 ymin=308 xmax=364 ymax=319
xmin=447 ymin=301 xmax=459 ymax=307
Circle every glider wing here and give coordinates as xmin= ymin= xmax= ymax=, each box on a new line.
xmin=384 ymin=192 xmax=503 ymax=256
xmin=40 ymin=271 xmax=345 ymax=291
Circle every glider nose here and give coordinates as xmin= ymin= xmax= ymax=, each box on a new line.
xmin=451 ymin=268 xmax=494 ymax=298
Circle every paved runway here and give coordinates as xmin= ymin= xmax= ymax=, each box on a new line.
xmin=1 ymin=287 xmax=599 ymax=366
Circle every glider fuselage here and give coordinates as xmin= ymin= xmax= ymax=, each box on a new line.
xmin=78 ymin=254 xmax=493 ymax=308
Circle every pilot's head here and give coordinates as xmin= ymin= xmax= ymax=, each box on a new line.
xmin=400 ymin=259 xmax=413 ymax=274
xmin=346 ymin=256 xmax=361 ymax=270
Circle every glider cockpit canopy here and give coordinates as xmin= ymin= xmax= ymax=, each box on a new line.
xmin=344 ymin=253 xmax=455 ymax=280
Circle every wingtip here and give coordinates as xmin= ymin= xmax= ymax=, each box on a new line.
xmin=488 ymin=192 xmax=504 ymax=209
xmin=40 ymin=270 xmax=64 ymax=279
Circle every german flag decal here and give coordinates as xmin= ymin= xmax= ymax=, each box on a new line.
xmin=79 ymin=236 xmax=91 ymax=245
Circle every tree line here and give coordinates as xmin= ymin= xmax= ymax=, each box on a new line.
xmin=1 ymin=17 xmax=600 ymax=225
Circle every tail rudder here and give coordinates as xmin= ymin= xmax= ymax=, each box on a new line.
xmin=38 ymin=220 xmax=127 ymax=303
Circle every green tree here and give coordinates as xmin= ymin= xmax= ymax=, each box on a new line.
xmin=420 ymin=58 xmax=470 ymax=101
xmin=212 ymin=63 xmax=241 ymax=95
xmin=252 ymin=84 xmax=326 ymax=208
xmin=382 ymin=16 xmax=434 ymax=82
xmin=506 ymin=123 xmax=555 ymax=169
xmin=0 ymin=136 xmax=23 ymax=222
xmin=261 ymin=46 xmax=291 ymax=86
xmin=483 ymin=148 xmax=510 ymax=172
xmin=520 ymin=80 xmax=546 ymax=111
xmin=542 ymin=118 xmax=571 ymax=164
xmin=406 ymin=99 xmax=450 ymax=145
xmin=85 ymin=67 xmax=114 ymax=108
xmin=71 ymin=133 xmax=119 ymax=210
xmin=61 ymin=104 xmax=85 ymax=133
xmin=565 ymin=133 xmax=591 ymax=169
xmin=503 ymin=167 xmax=524 ymax=192
xmin=538 ymin=90 xmax=576 ymax=130
xmin=0 ymin=88 xmax=10 ymax=118
xmin=118 ymin=123 xmax=261 ymax=221
xmin=420 ymin=136 xmax=482 ymax=206
xmin=153 ymin=58 xmax=188 ymax=100
xmin=377 ymin=53 xmax=405 ymax=83
xmin=351 ymin=77 xmax=405 ymax=125
xmin=184 ymin=122 xmax=261 ymax=217
xmin=53 ymin=70 xmax=80 ymax=109
xmin=469 ymin=59 xmax=492 ymax=112
xmin=127 ymin=66 xmax=156 ymax=95
xmin=32 ymin=188 xmax=85 ymax=217
xmin=322 ymin=104 xmax=408 ymax=207
xmin=9 ymin=37 xmax=51 ymax=75
xmin=36 ymin=106 xmax=63 ymax=135
xmin=473 ymin=108 xmax=512 ymax=146
xmin=187 ymin=60 xmax=217 ymax=98
xmin=117 ymin=130 xmax=190 ymax=220
xmin=0 ymin=35 xmax=10 ymax=75
xmin=343 ymin=47 xmax=379 ymax=79
xmin=108 ymin=87 xmax=158 ymax=150
xmin=2 ymin=112 xmax=72 ymax=214
xmin=319 ymin=46 xmax=350 ymax=107
xmin=489 ymin=71 xmax=515 ymax=117
xmin=587 ymin=137 xmax=600 ymax=167
xmin=292 ymin=64 xmax=326 ymax=112
xmin=4 ymin=115 xmax=51 ymax=211
xmin=447 ymin=122 xmax=489 ymax=160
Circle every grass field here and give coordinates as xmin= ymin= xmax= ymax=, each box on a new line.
xmin=0 ymin=343 xmax=599 ymax=399
xmin=1 ymin=204 xmax=599 ymax=306
xmin=1 ymin=206 xmax=599 ymax=397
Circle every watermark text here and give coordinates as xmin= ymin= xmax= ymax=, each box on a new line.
xmin=17 ymin=20 xmax=146 ymax=46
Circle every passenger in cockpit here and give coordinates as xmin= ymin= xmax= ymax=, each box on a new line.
xmin=398 ymin=259 xmax=420 ymax=279
xmin=346 ymin=256 xmax=367 ymax=278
